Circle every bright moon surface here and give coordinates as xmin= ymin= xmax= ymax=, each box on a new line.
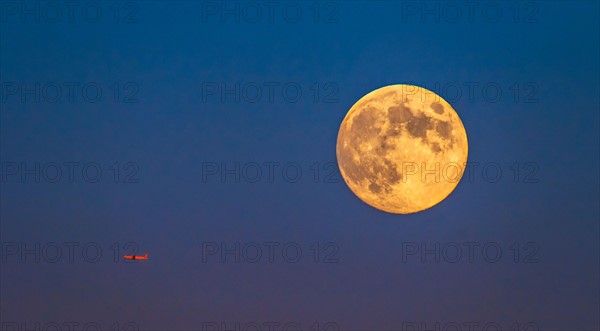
xmin=336 ymin=84 xmax=469 ymax=214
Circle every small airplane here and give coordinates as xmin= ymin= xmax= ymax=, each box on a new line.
xmin=124 ymin=253 xmax=148 ymax=261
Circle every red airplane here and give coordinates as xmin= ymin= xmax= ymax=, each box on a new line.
xmin=124 ymin=253 xmax=148 ymax=261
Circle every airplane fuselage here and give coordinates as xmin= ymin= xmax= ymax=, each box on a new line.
xmin=124 ymin=253 xmax=148 ymax=261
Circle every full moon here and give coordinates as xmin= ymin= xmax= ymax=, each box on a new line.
xmin=336 ymin=84 xmax=468 ymax=214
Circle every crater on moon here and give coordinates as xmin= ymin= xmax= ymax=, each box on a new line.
xmin=336 ymin=84 xmax=468 ymax=214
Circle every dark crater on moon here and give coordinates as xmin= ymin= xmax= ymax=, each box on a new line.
xmin=388 ymin=104 xmax=412 ymax=124
xmin=385 ymin=102 xmax=455 ymax=152
xmin=339 ymin=100 xmax=458 ymax=190
xmin=431 ymin=102 xmax=445 ymax=114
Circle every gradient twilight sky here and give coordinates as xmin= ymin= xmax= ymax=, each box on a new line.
xmin=1 ymin=1 xmax=599 ymax=330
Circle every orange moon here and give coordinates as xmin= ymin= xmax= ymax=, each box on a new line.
xmin=336 ymin=84 xmax=468 ymax=214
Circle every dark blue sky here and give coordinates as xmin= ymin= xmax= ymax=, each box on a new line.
xmin=1 ymin=1 xmax=599 ymax=330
